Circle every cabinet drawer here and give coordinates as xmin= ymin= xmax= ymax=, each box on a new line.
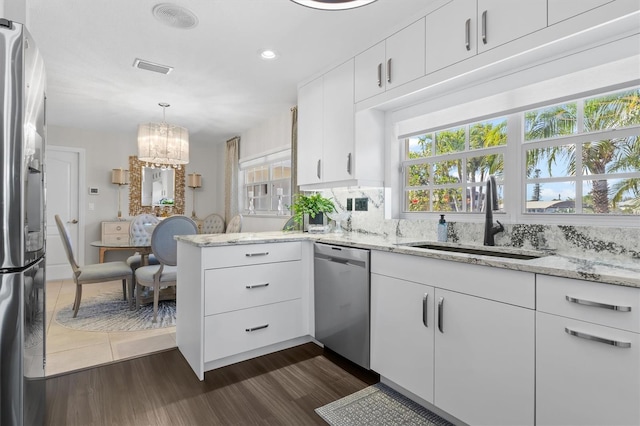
xmin=102 ymin=234 xmax=129 ymax=244
xmin=202 ymin=242 xmax=302 ymax=269
xmin=204 ymin=261 xmax=302 ymax=315
xmin=204 ymin=299 xmax=303 ymax=362
xmin=102 ymin=222 xmax=130 ymax=236
xmin=537 ymin=275 xmax=640 ymax=333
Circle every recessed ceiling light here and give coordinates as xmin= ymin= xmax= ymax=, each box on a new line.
xmin=290 ymin=0 xmax=377 ymax=10
xmin=259 ymin=49 xmax=279 ymax=60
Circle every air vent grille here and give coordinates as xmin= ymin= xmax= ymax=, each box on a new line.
xmin=133 ymin=58 xmax=174 ymax=75
xmin=152 ymin=3 xmax=199 ymax=29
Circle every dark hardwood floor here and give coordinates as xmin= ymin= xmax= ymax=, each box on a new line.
xmin=45 ymin=343 xmax=379 ymax=425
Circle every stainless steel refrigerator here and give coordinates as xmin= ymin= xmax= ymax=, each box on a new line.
xmin=0 ymin=18 xmax=46 ymax=426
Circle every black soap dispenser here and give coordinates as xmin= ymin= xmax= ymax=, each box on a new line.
xmin=437 ymin=214 xmax=447 ymax=242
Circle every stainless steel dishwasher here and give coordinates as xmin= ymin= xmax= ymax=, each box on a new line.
xmin=314 ymin=242 xmax=370 ymax=369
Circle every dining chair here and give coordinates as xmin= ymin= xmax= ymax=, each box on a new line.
xmin=225 ymin=214 xmax=243 ymax=233
xmin=54 ymin=215 xmax=133 ymax=318
xmin=282 ymin=216 xmax=296 ymax=231
xmin=126 ymin=214 xmax=161 ymax=302
xmin=134 ymin=215 xmax=197 ymax=322
xmin=201 ymin=213 xmax=225 ymax=234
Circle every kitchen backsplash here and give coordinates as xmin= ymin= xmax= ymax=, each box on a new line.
xmin=321 ymin=188 xmax=640 ymax=261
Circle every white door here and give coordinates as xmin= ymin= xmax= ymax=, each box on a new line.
xmin=46 ymin=148 xmax=82 ymax=280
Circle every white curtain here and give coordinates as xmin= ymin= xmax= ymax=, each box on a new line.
xmin=224 ymin=136 xmax=240 ymax=224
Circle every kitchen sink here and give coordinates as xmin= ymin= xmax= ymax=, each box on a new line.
xmin=400 ymin=242 xmax=549 ymax=260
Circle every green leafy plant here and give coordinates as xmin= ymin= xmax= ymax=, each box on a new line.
xmin=288 ymin=193 xmax=336 ymax=228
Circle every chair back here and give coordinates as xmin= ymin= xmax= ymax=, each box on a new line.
xmin=283 ymin=216 xmax=296 ymax=231
xmin=54 ymin=215 xmax=80 ymax=271
xmin=225 ymin=214 xmax=243 ymax=233
xmin=130 ymin=214 xmax=160 ymax=238
xmin=201 ymin=213 xmax=225 ymax=234
xmin=150 ymin=215 xmax=197 ymax=266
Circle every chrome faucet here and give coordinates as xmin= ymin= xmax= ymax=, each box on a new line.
xmin=484 ymin=175 xmax=504 ymax=246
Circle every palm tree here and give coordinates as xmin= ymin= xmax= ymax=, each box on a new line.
xmin=524 ymin=89 xmax=640 ymax=213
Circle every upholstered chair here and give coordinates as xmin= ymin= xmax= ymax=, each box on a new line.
xmin=134 ymin=215 xmax=197 ymax=322
xmin=201 ymin=213 xmax=225 ymax=234
xmin=54 ymin=215 xmax=132 ymax=318
xmin=126 ymin=214 xmax=161 ymax=296
xmin=225 ymin=214 xmax=243 ymax=233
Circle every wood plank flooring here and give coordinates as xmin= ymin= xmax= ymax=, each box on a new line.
xmin=45 ymin=343 xmax=379 ymax=425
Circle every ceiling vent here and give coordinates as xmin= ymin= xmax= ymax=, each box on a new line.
xmin=152 ymin=3 xmax=199 ymax=29
xmin=133 ymin=58 xmax=174 ymax=75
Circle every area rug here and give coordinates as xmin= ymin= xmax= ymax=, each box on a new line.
xmin=315 ymin=383 xmax=453 ymax=426
xmin=55 ymin=290 xmax=175 ymax=332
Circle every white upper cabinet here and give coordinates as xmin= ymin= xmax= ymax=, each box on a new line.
xmin=426 ymin=0 xmax=547 ymax=73
xmin=297 ymin=76 xmax=324 ymax=186
xmin=355 ymin=18 xmax=426 ymax=103
xmin=548 ymin=0 xmax=615 ymax=25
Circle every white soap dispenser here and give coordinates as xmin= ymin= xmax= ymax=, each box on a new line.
xmin=437 ymin=214 xmax=447 ymax=242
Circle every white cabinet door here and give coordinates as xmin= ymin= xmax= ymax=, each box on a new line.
xmin=536 ymin=312 xmax=640 ymax=426
xmin=548 ymin=0 xmax=614 ymax=25
xmin=297 ymin=76 xmax=324 ymax=185
xmin=434 ymin=288 xmax=535 ymax=426
xmin=354 ymin=41 xmax=385 ymax=102
xmin=426 ymin=0 xmax=476 ymax=73
xmin=355 ymin=18 xmax=425 ymax=102
xmin=477 ymin=0 xmax=547 ymax=53
xmin=385 ymin=17 xmax=425 ymax=91
xmin=371 ymin=274 xmax=435 ymax=404
xmin=322 ymin=59 xmax=354 ymax=183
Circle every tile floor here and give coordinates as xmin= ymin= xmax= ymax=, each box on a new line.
xmin=45 ymin=279 xmax=176 ymax=376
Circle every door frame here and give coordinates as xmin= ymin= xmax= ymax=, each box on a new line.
xmin=46 ymin=146 xmax=86 ymax=280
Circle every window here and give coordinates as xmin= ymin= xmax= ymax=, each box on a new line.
xmin=400 ymin=87 xmax=640 ymax=219
xmin=403 ymin=117 xmax=507 ymax=213
xmin=523 ymin=89 xmax=640 ymax=215
xmin=241 ymin=154 xmax=292 ymax=214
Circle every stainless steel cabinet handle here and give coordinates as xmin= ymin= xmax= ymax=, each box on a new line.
xmin=465 ymin=18 xmax=471 ymax=51
xmin=422 ymin=293 xmax=429 ymax=328
xmin=566 ymin=295 xmax=631 ymax=312
xmin=317 ymin=159 xmax=321 ymax=179
xmin=246 ymin=283 xmax=269 ymax=289
xmin=377 ymin=63 xmax=382 ymax=87
xmin=437 ymin=297 xmax=444 ymax=333
xmin=246 ymin=324 xmax=269 ymax=332
xmin=481 ymin=10 xmax=487 ymax=44
xmin=245 ymin=252 xmax=269 ymax=257
xmin=386 ymin=58 xmax=392 ymax=84
xmin=565 ymin=327 xmax=631 ymax=348
xmin=347 ymin=153 xmax=352 ymax=175
xmin=68 ymin=219 xmax=78 ymax=224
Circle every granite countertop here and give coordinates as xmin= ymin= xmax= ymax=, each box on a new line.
xmin=175 ymin=231 xmax=640 ymax=288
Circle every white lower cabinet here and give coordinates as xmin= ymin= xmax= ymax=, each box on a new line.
xmin=434 ymin=288 xmax=535 ymax=426
xmin=370 ymin=251 xmax=535 ymax=425
xmin=371 ymin=274 xmax=435 ymax=404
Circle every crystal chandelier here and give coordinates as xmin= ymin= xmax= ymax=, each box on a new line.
xmin=137 ymin=102 xmax=189 ymax=168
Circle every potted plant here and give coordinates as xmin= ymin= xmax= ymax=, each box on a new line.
xmin=289 ymin=192 xmax=335 ymax=231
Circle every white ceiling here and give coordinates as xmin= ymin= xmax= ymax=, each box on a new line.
xmin=27 ymin=0 xmax=436 ymax=144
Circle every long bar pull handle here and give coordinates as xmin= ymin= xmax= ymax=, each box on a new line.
xmin=377 ymin=63 xmax=382 ymax=87
xmin=437 ymin=297 xmax=444 ymax=333
xmin=386 ymin=58 xmax=392 ymax=84
xmin=465 ymin=18 xmax=471 ymax=51
xmin=481 ymin=10 xmax=487 ymax=44
xmin=245 ymin=252 xmax=269 ymax=257
xmin=246 ymin=283 xmax=269 ymax=289
xmin=347 ymin=153 xmax=352 ymax=175
xmin=317 ymin=159 xmax=321 ymax=179
xmin=566 ymin=295 xmax=631 ymax=312
xmin=246 ymin=324 xmax=269 ymax=332
xmin=422 ymin=293 xmax=429 ymax=328
xmin=565 ymin=327 xmax=631 ymax=348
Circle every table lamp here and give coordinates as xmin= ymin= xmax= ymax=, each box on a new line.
xmin=188 ymin=173 xmax=202 ymax=219
xmin=111 ymin=168 xmax=130 ymax=220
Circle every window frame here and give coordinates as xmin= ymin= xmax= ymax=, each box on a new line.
xmin=239 ymin=150 xmax=292 ymax=216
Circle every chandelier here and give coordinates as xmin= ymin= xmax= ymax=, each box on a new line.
xmin=137 ymin=102 xmax=189 ymax=168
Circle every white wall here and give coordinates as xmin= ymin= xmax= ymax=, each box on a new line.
xmin=48 ymin=125 xmax=222 ymax=263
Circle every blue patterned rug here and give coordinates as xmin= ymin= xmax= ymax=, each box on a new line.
xmin=316 ymin=383 xmax=453 ymax=426
xmin=55 ymin=290 xmax=176 ymax=332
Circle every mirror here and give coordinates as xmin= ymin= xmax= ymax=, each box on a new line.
xmin=128 ymin=156 xmax=185 ymax=216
